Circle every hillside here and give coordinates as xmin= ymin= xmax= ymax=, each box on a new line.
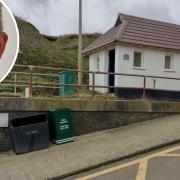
xmin=16 ymin=17 xmax=101 ymax=69
xmin=0 ymin=18 xmax=101 ymax=95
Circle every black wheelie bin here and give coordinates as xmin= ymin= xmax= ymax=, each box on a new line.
xmin=9 ymin=114 xmax=49 ymax=154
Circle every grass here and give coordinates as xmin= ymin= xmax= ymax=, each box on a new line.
xmin=0 ymin=17 xmax=101 ymax=96
xmin=15 ymin=17 xmax=100 ymax=69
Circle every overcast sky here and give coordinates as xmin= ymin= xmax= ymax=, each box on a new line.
xmin=5 ymin=0 xmax=180 ymax=35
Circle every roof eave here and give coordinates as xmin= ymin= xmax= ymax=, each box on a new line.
xmin=83 ymin=41 xmax=117 ymax=56
xmin=83 ymin=41 xmax=180 ymax=56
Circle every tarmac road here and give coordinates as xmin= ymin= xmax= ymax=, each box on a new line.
xmin=68 ymin=143 xmax=180 ymax=180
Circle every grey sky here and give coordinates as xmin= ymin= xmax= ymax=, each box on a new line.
xmin=5 ymin=0 xmax=180 ymax=35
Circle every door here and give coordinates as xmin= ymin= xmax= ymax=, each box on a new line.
xmin=108 ymin=49 xmax=115 ymax=93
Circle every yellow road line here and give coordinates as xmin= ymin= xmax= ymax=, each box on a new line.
xmin=76 ymin=145 xmax=180 ymax=180
xmin=136 ymin=159 xmax=148 ymax=180
xmin=158 ymin=154 xmax=180 ymax=157
xmin=75 ymin=160 xmax=140 ymax=180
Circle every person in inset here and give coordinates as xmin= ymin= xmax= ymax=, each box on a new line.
xmin=0 ymin=3 xmax=8 ymax=58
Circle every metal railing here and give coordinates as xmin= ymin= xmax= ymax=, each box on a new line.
xmin=1 ymin=64 xmax=180 ymax=98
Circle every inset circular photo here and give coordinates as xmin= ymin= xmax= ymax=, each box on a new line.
xmin=0 ymin=0 xmax=19 ymax=82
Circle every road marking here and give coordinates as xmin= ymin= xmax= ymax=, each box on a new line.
xmin=76 ymin=145 xmax=180 ymax=180
xmin=136 ymin=159 xmax=148 ymax=180
xmin=158 ymin=154 xmax=180 ymax=157
xmin=75 ymin=160 xmax=140 ymax=180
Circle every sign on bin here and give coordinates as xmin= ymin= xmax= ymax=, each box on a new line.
xmin=48 ymin=108 xmax=74 ymax=144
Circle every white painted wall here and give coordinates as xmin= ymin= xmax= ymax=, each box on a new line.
xmin=89 ymin=45 xmax=180 ymax=93
xmin=116 ymin=45 xmax=180 ymax=91
xmin=89 ymin=50 xmax=109 ymax=93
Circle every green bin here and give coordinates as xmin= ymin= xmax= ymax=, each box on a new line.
xmin=48 ymin=108 xmax=75 ymax=144
xmin=59 ymin=71 xmax=76 ymax=95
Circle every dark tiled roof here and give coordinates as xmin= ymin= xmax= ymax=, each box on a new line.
xmin=83 ymin=13 xmax=180 ymax=54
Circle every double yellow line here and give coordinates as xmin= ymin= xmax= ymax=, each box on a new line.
xmin=76 ymin=145 xmax=180 ymax=180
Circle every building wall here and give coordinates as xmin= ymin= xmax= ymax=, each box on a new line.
xmin=89 ymin=50 xmax=109 ymax=93
xmin=116 ymin=45 xmax=180 ymax=91
xmin=89 ymin=45 xmax=180 ymax=94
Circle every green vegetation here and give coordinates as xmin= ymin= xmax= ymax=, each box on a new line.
xmin=16 ymin=17 xmax=100 ymax=69
xmin=0 ymin=17 xmax=100 ymax=96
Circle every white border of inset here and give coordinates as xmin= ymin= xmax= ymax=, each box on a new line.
xmin=0 ymin=0 xmax=19 ymax=82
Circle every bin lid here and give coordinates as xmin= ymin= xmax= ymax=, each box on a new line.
xmin=48 ymin=108 xmax=71 ymax=112
xmin=59 ymin=71 xmax=75 ymax=75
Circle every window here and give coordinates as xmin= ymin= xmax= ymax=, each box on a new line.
xmin=134 ymin=52 xmax=142 ymax=67
xmin=95 ymin=56 xmax=100 ymax=70
xmin=165 ymin=55 xmax=173 ymax=70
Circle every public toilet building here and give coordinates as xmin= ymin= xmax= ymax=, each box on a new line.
xmin=83 ymin=13 xmax=180 ymax=100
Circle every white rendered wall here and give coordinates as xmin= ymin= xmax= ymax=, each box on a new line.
xmin=89 ymin=45 xmax=180 ymax=93
xmin=89 ymin=50 xmax=109 ymax=93
xmin=116 ymin=45 xmax=180 ymax=91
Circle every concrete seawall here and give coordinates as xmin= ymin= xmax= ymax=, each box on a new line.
xmin=0 ymin=98 xmax=179 ymax=151
xmin=1 ymin=98 xmax=180 ymax=112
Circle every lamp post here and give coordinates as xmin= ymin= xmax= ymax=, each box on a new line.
xmin=78 ymin=0 xmax=82 ymax=85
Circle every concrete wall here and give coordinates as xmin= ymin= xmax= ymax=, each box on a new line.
xmin=0 ymin=128 xmax=11 ymax=152
xmin=72 ymin=112 xmax=173 ymax=135
xmin=0 ymin=98 xmax=180 ymax=152
xmin=89 ymin=45 xmax=180 ymax=93
xmin=0 ymin=111 xmax=174 ymax=152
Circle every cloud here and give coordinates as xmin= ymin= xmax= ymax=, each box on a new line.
xmin=126 ymin=0 xmax=174 ymax=23
xmin=5 ymin=0 xmax=179 ymax=35
xmin=5 ymin=0 xmax=51 ymax=33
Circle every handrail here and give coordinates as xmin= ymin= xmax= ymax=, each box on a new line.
xmin=1 ymin=64 xmax=180 ymax=98
xmin=14 ymin=64 xmax=180 ymax=81
xmin=14 ymin=64 xmax=92 ymax=74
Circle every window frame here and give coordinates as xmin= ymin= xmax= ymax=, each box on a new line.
xmin=133 ymin=50 xmax=144 ymax=69
xmin=164 ymin=54 xmax=174 ymax=71
xmin=94 ymin=55 xmax=100 ymax=71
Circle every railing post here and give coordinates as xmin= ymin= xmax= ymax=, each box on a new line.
xmin=28 ymin=66 xmax=33 ymax=98
xmin=92 ymin=72 xmax=95 ymax=95
xmin=143 ymin=77 xmax=146 ymax=99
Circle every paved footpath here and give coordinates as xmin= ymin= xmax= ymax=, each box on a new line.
xmin=1 ymin=114 xmax=180 ymax=180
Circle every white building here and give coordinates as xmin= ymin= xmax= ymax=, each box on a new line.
xmin=83 ymin=13 xmax=180 ymax=100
